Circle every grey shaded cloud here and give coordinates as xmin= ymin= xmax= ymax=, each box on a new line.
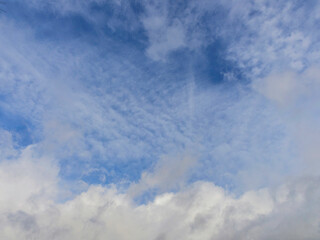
xmin=1 ymin=168 xmax=320 ymax=239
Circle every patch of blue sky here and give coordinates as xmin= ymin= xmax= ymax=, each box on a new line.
xmin=0 ymin=106 xmax=34 ymax=147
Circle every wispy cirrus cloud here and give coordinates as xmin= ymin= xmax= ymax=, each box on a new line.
xmin=0 ymin=11 xmax=292 ymax=188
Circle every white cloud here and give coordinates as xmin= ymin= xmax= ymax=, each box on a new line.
xmin=128 ymin=152 xmax=197 ymax=196
xmin=253 ymin=65 xmax=320 ymax=107
xmin=223 ymin=0 xmax=320 ymax=179
xmin=141 ymin=4 xmax=187 ymax=61
xmin=0 ymin=135 xmax=317 ymax=240
xmin=0 ymin=130 xmax=17 ymax=159
xmin=0 ymin=145 xmax=59 ymax=213
xmin=224 ymin=0 xmax=320 ymax=78
xmin=252 ymin=66 xmax=320 ymax=175
xmin=253 ymin=71 xmax=300 ymax=107
xmin=0 ymin=155 xmax=320 ymax=240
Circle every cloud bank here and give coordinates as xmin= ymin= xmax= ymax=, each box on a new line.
xmin=1 ymin=146 xmax=320 ymax=240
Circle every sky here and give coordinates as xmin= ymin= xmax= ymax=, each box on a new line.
xmin=0 ymin=0 xmax=320 ymax=239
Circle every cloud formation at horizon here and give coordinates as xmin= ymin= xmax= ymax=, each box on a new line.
xmin=1 ymin=0 xmax=320 ymax=239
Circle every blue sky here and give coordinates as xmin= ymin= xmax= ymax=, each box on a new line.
xmin=1 ymin=0 xmax=320 ymax=239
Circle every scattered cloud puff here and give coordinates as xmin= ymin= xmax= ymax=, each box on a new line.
xmin=254 ymin=66 xmax=320 ymax=174
xmin=254 ymin=66 xmax=320 ymax=107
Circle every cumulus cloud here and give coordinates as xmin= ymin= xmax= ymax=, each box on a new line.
xmin=0 ymin=136 xmax=318 ymax=240
xmin=0 ymin=154 xmax=320 ymax=240
xmin=0 ymin=145 xmax=59 ymax=213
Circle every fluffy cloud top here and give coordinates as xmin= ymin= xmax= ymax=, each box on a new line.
xmin=1 ymin=151 xmax=319 ymax=240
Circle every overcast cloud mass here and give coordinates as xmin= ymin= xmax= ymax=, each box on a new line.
xmin=1 ymin=0 xmax=320 ymax=239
